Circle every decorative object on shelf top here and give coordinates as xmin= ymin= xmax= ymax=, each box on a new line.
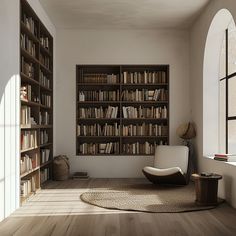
xmin=176 ymin=122 xmax=196 ymax=140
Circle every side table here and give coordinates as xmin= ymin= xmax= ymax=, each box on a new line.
xmin=192 ymin=173 xmax=222 ymax=206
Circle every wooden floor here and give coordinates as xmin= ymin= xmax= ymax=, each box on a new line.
xmin=0 ymin=178 xmax=236 ymax=236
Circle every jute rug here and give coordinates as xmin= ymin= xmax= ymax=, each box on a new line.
xmin=80 ymin=183 xmax=223 ymax=213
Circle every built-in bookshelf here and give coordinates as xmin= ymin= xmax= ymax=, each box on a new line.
xmin=20 ymin=0 xmax=53 ymax=203
xmin=76 ymin=65 xmax=169 ymax=156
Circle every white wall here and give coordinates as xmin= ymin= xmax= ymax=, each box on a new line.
xmin=0 ymin=0 xmax=20 ymax=222
xmin=190 ymin=0 xmax=236 ymax=207
xmin=55 ymin=29 xmax=191 ymax=177
xmin=0 ymin=0 xmax=56 ymax=222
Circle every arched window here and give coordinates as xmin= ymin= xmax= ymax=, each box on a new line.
xmin=219 ymin=19 xmax=236 ymax=153
xmin=203 ymin=9 xmax=236 ymax=156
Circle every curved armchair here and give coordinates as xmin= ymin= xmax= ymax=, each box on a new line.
xmin=142 ymin=145 xmax=189 ymax=185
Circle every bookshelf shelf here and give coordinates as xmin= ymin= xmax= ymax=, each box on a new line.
xmin=77 ymin=101 xmax=121 ymax=104
xmin=40 ymin=160 xmax=52 ymax=168
xmin=21 ymin=73 xmax=39 ymax=85
xmin=21 ymin=100 xmax=40 ymax=107
xmin=76 ymin=65 xmax=169 ymax=156
xmin=40 ymin=44 xmax=52 ymax=57
xmin=21 ymin=190 xmax=38 ymax=204
xmin=21 ymin=166 xmax=40 ymax=178
xmin=21 ymin=48 xmax=39 ymax=64
xmin=121 ymin=101 xmax=168 ymax=104
xmin=40 ymin=84 xmax=52 ymax=92
xmin=20 ymin=0 xmax=53 ymax=204
xmin=21 ymin=147 xmax=39 ymax=153
xmin=40 ymin=143 xmax=53 ymax=148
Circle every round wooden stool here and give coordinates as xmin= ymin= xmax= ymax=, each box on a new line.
xmin=192 ymin=173 xmax=222 ymax=206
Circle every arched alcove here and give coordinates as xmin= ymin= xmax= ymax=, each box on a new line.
xmin=203 ymin=9 xmax=235 ymax=156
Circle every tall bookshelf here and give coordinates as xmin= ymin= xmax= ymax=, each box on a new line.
xmin=76 ymin=65 xmax=169 ymax=156
xmin=20 ymin=0 xmax=53 ymax=203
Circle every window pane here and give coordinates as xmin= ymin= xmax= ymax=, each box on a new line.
xmin=228 ymin=120 xmax=236 ymax=153
xmin=228 ymin=77 xmax=236 ymax=116
xmin=228 ymin=19 xmax=236 ymax=75
xmin=219 ymin=33 xmax=226 ymax=79
xmin=219 ymin=80 xmax=226 ymax=153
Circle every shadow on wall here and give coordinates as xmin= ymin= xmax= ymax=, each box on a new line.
xmin=0 ymin=74 xmax=20 ymax=221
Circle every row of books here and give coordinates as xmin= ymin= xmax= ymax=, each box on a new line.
xmin=79 ymin=106 xmax=119 ymax=119
xmin=40 ymin=36 xmax=50 ymax=50
xmin=20 ymin=153 xmax=38 ymax=175
xmin=22 ymin=13 xmax=38 ymax=37
xmin=77 ymin=123 xmax=167 ymax=137
xmin=21 ymin=106 xmax=37 ymax=126
xmin=21 ymin=130 xmax=37 ymax=150
xmin=122 ymin=141 xmax=167 ymax=155
xmin=123 ymin=71 xmax=167 ymax=84
xmin=122 ymin=124 xmax=168 ymax=136
xmin=79 ymin=142 xmax=120 ymax=155
xmin=78 ymin=89 xmax=167 ymax=102
xmin=39 ymin=111 xmax=50 ymax=125
xmin=41 ymin=149 xmax=51 ymax=164
xmin=78 ymin=142 xmax=168 ymax=155
xmin=81 ymin=73 xmax=119 ymax=84
xmin=21 ymin=33 xmax=36 ymax=57
xmin=40 ymin=70 xmax=50 ymax=89
xmin=121 ymin=89 xmax=167 ymax=101
xmin=40 ymin=168 xmax=50 ymax=183
xmin=21 ymin=176 xmax=36 ymax=197
xmin=40 ymin=130 xmax=49 ymax=145
xmin=21 ymin=57 xmax=35 ymax=78
xmin=78 ymin=106 xmax=167 ymax=119
xmin=77 ymin=123 xmax=120 ymax=136
xmin=41 ymin=94 xmax=51 ymax=107
xmin=78 ymin=90 xmax=120 ymax=101
xmin=122 ymin=106 xmax=167 ymax=119
xmin=39 ymin=53 xmax=50 ymax=69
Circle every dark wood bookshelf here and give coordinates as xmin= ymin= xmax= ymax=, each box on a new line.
xmin=76 ymin=65 xmax=169 ymax=156
xmin=20 ymin=0 xmax=53 ymax=204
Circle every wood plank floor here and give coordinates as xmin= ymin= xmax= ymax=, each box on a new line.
xmin=0 ymin=178 xmax=236 ymax=236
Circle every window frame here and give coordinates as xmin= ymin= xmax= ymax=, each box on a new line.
xmin=220 ymin=28 xmax=236 ymax=153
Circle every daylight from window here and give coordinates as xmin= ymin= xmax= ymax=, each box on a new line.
xmin=219 ymin=18 xmax=236 ymax=154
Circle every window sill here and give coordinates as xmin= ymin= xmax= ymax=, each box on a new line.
xmin=204 ymin=156 xmax=236 ymax=167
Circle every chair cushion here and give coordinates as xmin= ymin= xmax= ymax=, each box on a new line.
xmin=154 ymin=145 xmax=189 ymax=173
xmin=143 ymin=166 xmax=183 ymax=176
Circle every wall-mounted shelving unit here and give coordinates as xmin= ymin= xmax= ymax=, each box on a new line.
xmin=20 ymin=0 xmax=53 ymax=203
xmin=76 ymin=65 xmax=169 ymax=156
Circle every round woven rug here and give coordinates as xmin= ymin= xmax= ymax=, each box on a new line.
xmin=80 ymin=183 xmax=223 ymax=213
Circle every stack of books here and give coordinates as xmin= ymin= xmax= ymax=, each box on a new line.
xmin=73 ymin=172 xmax=89 ymax=180
xmin=214 ymin=153 xmax=236 ymax=161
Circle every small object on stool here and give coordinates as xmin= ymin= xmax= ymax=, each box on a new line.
xmin=192 ymin=173 xmax=222 ymax=206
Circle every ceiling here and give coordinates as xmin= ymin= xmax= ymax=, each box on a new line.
xmin=39 ymin=0 xmax=210 ymax=30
